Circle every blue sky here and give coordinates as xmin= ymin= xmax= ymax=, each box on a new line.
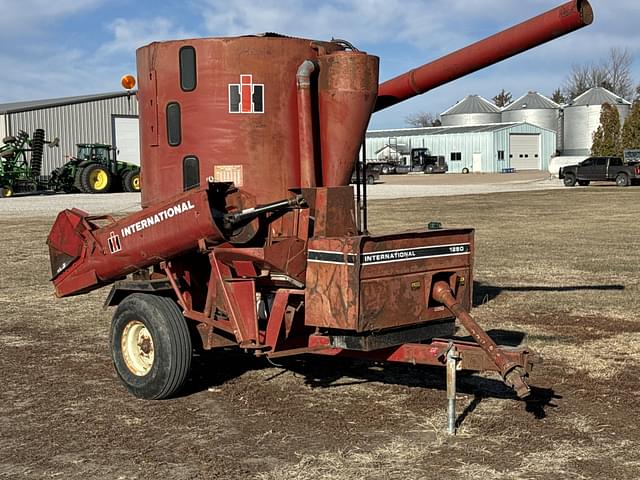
xmin=0 ymin=0 xmax=638 ymax=129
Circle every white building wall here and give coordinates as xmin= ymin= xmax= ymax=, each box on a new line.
xmin=0 ymin=114 xmax=6 ymax=140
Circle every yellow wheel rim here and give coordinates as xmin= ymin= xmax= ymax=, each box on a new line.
xmin=89 ymin=169 xmax=108 ymax=190
xmin=132 ymin=174 xmax=140 ymax=191
xmin=121 ymin=320 xmax=154 ymax=376
xmin=1 ymin=186 xmax=13 ymax=197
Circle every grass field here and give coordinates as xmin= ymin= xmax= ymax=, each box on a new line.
xmin=1 ymin=187 xmax=639 ymax=479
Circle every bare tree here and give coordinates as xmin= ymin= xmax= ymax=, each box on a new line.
xmin=492 ymin=89 xmax=512 ymax=107
xmin=564 ymin=47 xmax=634 ymax=100
xmin=405 ymin=112 xmax=441 ymax=127
xmin=608 ymin=47 xmax=633 ymax=99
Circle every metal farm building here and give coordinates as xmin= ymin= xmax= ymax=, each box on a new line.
xmin=0 ymin=92 xmax=139 ymax=176
xmin=366 ymin=122 xmax=557 ymax=173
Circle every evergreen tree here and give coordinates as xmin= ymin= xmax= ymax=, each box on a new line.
xmin=591 ymin=103 xmax=622 ymax=157
xmin=621 ymin=101 xmax=640 ymax=152
xmin=550 ymin=88 xmax=566 ymax=105
xmin=492 ymin=89 xmax=512 ymax=107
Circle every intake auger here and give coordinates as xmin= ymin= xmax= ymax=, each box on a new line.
xmin=48 ymin=1 xmax=592 ymax=430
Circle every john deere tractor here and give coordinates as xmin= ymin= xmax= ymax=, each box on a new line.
xmin=49 ymin=143 xmax=140 ymax=194
xmin=1 ymin=129 xmax=58 ymax=197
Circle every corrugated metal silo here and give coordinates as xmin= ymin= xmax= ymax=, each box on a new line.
xmin=563 ymin=87 xmax=631 ymax=155
xmin=440 ymin=95 xmax=501 ymax=126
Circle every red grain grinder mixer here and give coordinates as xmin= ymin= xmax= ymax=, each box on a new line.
xmin=47 ymin=2 xmax=592 ymax=423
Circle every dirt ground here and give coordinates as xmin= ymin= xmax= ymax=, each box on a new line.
xmin=1 ymin=186 xmax=640 ymax=479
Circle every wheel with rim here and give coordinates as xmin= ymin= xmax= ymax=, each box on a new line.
xmin=578 ymin=180 xmax=590 ymax=186
xmin=1 ymin=185 xmax=14 ymax=197
xmin=80 ymin=163 xmax=112 ymax=193
xmin=425 ymin=165 xmax=434 ymax=173
xmin=615 ymin=173 xmax=629 ymax=187
xmin=461 ymin=167 xmax=470 ymax=174
xmin=381 ymin=165 xmax=389 ymax=175
xmin=563 ymin=173 xmax=577 ymax=187
xmin=111 ymin=293 xmax=192 ymax=399
xmin=122 ymin=169 xmax=141 ymax=192
xmin=366 ymin=175 xmax=375 ymax=185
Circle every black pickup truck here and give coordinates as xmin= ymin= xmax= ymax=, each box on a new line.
xmin=559 ymin=156 xmax=640 ymax=187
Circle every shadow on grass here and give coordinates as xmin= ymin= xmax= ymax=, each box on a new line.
xmin=473 ymin=281 xmax=625 ymax=307
xmin=183 ymin=338 xmax=560 ymax=427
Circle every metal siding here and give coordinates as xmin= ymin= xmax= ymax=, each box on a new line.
xmin=365 ymin=123 xmax=555 ymax=173
xmin=502 ymin=109 xmax=558 ymax=134
xmin=7 ymin=95 xmax=138 ymax=175
xmin=0 ymin=114 xmax=6 ymax=140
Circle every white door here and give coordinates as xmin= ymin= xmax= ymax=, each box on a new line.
xmin=510 ymin=134 xmax=540 ymax=170
xmin=113 ymin=116 xmax=140 ymax=166
xmin=472 ymin=153 xmax=482 ymax=172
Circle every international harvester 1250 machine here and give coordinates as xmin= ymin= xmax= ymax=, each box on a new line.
xmin=47 ymin=1 xmax=593 ymax=425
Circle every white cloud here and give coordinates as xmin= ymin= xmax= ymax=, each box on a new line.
xmin=99 ymin=17 xmax=199 ymax=56
xmin=0 ymin=0 xmax=103 ymax=32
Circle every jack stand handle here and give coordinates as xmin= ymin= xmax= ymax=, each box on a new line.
xmin=433 ymin=281 xmax=531 ymax=399
xmin=446 ymin=342 xmax=458 ymax=435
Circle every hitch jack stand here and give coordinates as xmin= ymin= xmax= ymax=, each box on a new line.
xmin=446 ymin=342 xmax=459 ymax=435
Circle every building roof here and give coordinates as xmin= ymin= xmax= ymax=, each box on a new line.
xmin=440 ymin=95 xmax=500 ymax=116
xmin=0 ymin=91 xmax=136 ymax=114
xmin=568 ymin=87 xmax=631 ymax=107
xmin=367 ymin=121 xmax=549 ymax=138
xmin=503 ymin=91 xmax=560 ymax=111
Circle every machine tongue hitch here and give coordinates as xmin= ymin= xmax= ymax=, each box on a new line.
xmin=432 ymin=281 xmax=532 ymax=398
xmin=47 ymin=1 xmax=592 ymax=429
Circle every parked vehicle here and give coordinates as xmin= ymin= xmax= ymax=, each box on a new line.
xmin=49 ymin=143 xmax=140 ymax=194
xmin=559 ymin=156 xmax=640 ymax=187
xmin=350 ymin=163 xmax=381 ymax=184
xmin=410 ymin=148 xmax=448 ymax=173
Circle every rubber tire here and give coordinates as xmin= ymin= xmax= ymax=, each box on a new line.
xmin=563 ymin=174 xmax=577 ymax=187
xmin=1 ymin=186 xmax=13 ymax=197
xmin=80 ymin=163 xmax=113 ymax=193
xmin=461 ymin=167 xmax=470 ymax=174
xmin=122 ymin=169 xmax=141 ymax=192
xmin=577 ymin=180 xmax=590 ymax=186
xmin=111 ymin=294 xmax=192 ymax=400
xmin=366 ymin=175 xmax=375 ymax=185
xmin=615 ymin=173 xmax=629 ymax=187
xmin=425 ymin=165 xmax=434 ymax=173
xmin=381 ymin=165 xmax=389 ymax=175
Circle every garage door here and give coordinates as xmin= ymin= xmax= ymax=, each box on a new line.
xmin=113 ymin=116 xmax=140 ymax=166
xmin=509 ymin=134 xmax=540 ymax=170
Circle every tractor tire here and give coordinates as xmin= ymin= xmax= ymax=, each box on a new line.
xmin=1 ymin=185 xmax=14 ymax=197
xmin=80 ymin=163 xmax=113 ymax=193
xmin=615 ymin=173 xmax=630 ymax=187
xmin=577 ymin=180 xmax=590 ymax=186
xmin=122 ymin=169 xmax=141 ymax=192
xmin=110 ymin=294 xmax=192 ymax=400
xmin=563 ymin=173 xmax=577 ymax=187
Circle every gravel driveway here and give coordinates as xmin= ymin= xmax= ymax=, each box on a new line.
xmin=0 ymin=172 xmax=564 ymax=217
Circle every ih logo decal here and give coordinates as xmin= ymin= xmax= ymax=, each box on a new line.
xmin=108 ymin=231 xmax=122 ymax=254
xmin=229 ymin=74 xmax=264 ymax=113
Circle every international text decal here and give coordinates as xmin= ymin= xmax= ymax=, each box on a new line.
xmin=120 ymin=200 xmax=195 ymax=238
xmin=229 ymin=74 xmax=264 ymax=113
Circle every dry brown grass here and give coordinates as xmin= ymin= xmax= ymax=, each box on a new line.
xmin=1 ymin=186 xmax=640 ymax=479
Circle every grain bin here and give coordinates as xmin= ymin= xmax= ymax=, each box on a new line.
xmin=440 ymin=95 xmax=501 ymax=126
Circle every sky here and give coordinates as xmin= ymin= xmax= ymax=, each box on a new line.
xmin=0 ymin=0 xmax=638 ymax=129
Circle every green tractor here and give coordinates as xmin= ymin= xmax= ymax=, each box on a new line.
xmin=49 ymin=143 xmax=140 ymax=194
xmin=0 ymin=129 xmax=58 ymax=197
